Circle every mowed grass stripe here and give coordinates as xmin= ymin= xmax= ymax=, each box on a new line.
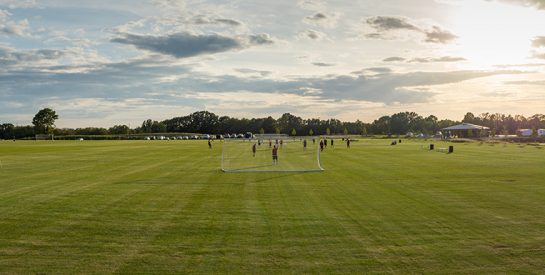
xmin=1 ymin=139 xmax=545 ymax=273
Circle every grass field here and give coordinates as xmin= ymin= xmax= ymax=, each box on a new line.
xmin=1 ymin=138 xmax=545 ymax=273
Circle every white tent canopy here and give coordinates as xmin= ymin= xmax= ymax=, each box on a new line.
xmin=442 ymin=123 xmax=489 ymax=131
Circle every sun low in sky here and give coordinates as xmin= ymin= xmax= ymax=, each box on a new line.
xmin=1 ymin=0 xmax=545 ymax=127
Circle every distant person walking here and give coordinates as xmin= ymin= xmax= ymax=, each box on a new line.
xmin=324 ymin=138 xmax=327 ymax=148
xmin=269 ymin=139 xmax=272 ymax=148
xmin=331 ymin=139 xmax=334 ymax=147
xmin=208 ymin=139 xmax=212 ymax=149
xmin=252 ymin=143 xmax=257 ymax=157
xmin=272 ymin=145 xmax=278 ymax=164
xmin=319 ymin=140 xmax=324 ymax=151
xmin=346 ymin=139 xmax=350 ymax=148
xmin=303 ymin=139 xmax=307 ymax=150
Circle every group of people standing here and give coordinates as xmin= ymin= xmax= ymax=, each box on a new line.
xmin=212 ymin=137 xmax=351 ymax=165
xmin=319 ymin=138 xmax=350 ymax=151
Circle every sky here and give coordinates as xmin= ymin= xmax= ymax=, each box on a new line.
xmin=1 ymin=0 xmax=545 ymax=128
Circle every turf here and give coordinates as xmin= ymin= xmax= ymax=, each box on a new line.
xmin=0 ymin=139 xmax=544 ymax=273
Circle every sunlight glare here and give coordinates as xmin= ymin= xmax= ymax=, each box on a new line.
xmin=447 ymin=0 xmax=545 ymax=68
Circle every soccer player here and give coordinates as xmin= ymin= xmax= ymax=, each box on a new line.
xmin=303 ymin=139 xmax=307 ymax=150
xmin=331 ymin=139 xmax=334 ymax=147
xmin=269 ymin=139 xmax=272 ymax=148
xmin=252 ymin=143 xmax=257 ymax=157
xmin=324 ymin=138 xmax=327 ymax=148
xmin=319 ymin=140 xmax=324 ymax=151
xmin=272 ymin=145 xmax=278 ymax=164
xmin=280 ymin=139 xmax=283 ymax=148
xmin=347 ymin=138 xmax=350 ymax=148
xmin=208 ymin=139 xmax=212 ymax=149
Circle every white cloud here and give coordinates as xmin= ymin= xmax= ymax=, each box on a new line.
xmin=0 ymin=0 xmax=36 ymax=9
xmin=0 ymin=9 xmax=30 ymax=36
xmin=303 ymin=12 xmax=339 ymax=28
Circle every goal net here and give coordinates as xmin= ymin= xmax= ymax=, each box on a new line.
xmin=221 ymin=137 xmax=324 ymax=172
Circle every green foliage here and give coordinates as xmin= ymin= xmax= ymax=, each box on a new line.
xmin=309 ymin=128 xmax=314 ymax=136
xmin=6 ymin=110 xmax=545 ymax=139
xmin=259 ymin=128 xmax=265 ymax=135
xmin=32 ymin=108 xmax=58 ymax=134
xmin=108 ymin=125 xmax=130 ymax=135
xmin=291 ymin=128 xmax=297 ymax=136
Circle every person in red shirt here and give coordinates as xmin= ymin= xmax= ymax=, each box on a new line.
xmin=272 ymin=145 xmax=278 ymax=164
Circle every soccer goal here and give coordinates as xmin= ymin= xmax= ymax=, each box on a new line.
xmin=221 ymin=136 xmax=324 ymax=172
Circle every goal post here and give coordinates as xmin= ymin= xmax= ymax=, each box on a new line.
xmin=221 ymin=136 xmax=324 ymax=173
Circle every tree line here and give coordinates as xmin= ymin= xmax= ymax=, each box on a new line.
xmin=2 ymin=109 xmax=545 ymax=139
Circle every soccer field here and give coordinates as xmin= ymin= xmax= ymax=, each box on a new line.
xmin=1 ymin=139 xmax=545 ymax=273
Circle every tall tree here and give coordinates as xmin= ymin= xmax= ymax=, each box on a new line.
xmin=32 ymin=108 xmax=58 ymax=134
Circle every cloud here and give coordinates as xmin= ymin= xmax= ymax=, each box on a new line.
xmin=151 ymin=0 xmax=186 ymax=11
xmin=504 ymin=80 xmax=545 ymax=85
xmin=424 ymin=26 xmax=458 ymax=43
xmin=214 ymin=18 xmax=242 ymax=26
xmin=383 ymin=56 xmax=406 ymax=62
xmin=494 ymin=63 xmax=545 ymax=68
xmin=0 ymin=49 xmax=526 ymax=127
xmin=192 ymin=16 xmax=242 ymax=27
xmin=534 ymin=52 xmax=545 ymax=59
xmin=365 ymin=67 xmax=393 ymax=73
xmin=303 ymin=12 xmax=338 ymax=27
xmin=312 ymin=62 xmax=335 ymax=67
xmin=494 ymin=0 xmax=545 ymax=9
xmin=306 ymin=12 xmax=327 ymax=21
xmin=365 ymin=16 xmax=457 ymax=44
xmin=480 ymin=90 xmax=514 ymax=97
xmin=0 ymin=0 xmax=36 ymax=9
xmin=294 ymin=70 xmax=522 ymax=103
xmin=382 ymin=55 xmax=465 ymax=63
xmin=351 ymin=67 xmax=393 ymax=75
xmin=408 ymin=56 xmax=466 ymax=63
xmin=0 ymin=45 xmax=67 ymax=66
xmin=300 ymin=29 xmax=326 ymax=40
xmin=248 ymin=33 xmax=274 ymax=45
xmin=365 ymin=16 xmax=419 ymax=31
xmin=111 ymin=32 xmax=273 ymax=58
xmin=298 ymin=0 xmax=325 ymax=11
xmin=0 ymin=9 xmax=30 ymax=36
xmin=532 ymin=36 xmax=545 ymax=47
xmin=234 ymin=68 xmax=272 ymax=77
